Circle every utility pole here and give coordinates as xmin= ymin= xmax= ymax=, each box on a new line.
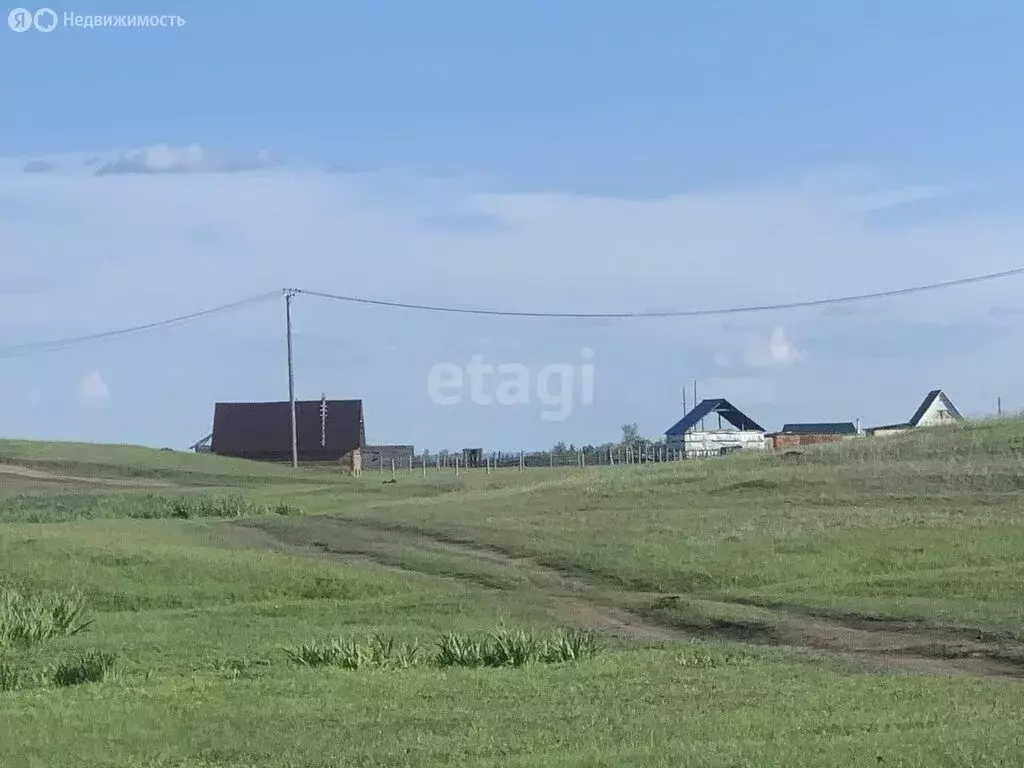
xmin=285 ymin=289 xmax=298 ymax=468
xmin=320 ymin=393 xmax=328 ymax=448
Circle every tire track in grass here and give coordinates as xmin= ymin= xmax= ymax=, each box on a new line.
xmin=227 ymin=517 xmax=686 ymax=645
xmin=229 ymin=515 xmax=1024 ymax=682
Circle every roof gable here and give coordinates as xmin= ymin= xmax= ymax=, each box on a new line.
xmin=780 ymin=422 xmax=857 ymax=435
xmin=665 ymin=398 xmax=765 ymax=436
xmin=907 ymin=389 xmax=963 ymax=426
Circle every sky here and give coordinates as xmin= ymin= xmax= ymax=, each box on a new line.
xmin=2 ymin=1 xmax=1024 ymax=451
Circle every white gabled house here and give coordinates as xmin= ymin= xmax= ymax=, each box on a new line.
xmin=664 ymin=398 xmax=768 ymax=457
xmin=866 ymin=389 xmax=964 ymax=436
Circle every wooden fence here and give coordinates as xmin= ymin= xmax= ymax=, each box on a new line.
xmin=365 ymin=446 xmax=731 ymax=476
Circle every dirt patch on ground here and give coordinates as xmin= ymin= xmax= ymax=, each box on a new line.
xmin=785 ymin=618 xmax=1024 ymax=680
xmin=229 ymin=515 xmax=1024 ymax=683
xmin=0 ymin=463 xmax=174 ymax=488
xmin=552 ymin=598 xmax=685 ymax=643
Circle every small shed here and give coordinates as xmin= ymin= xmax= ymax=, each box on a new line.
xmin=768 ymin=422 xmax=858 ymax=449
xmin=664 ymin=399 xmax=767 ymax=458
xmin=363 ymin=445 xmax=416 ymax=470
xmin=866 ymin=389 xmax=963 ymax=436
xmin=189 ymin=433 xmax=212 ymax=453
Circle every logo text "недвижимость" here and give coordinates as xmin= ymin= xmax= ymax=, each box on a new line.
xmin=7 ymin=8 xmax=186 ymax=32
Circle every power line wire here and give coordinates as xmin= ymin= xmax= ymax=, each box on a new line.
xmin=0 ymin=290 xmax=283 ymax=357
xmin=3 ymin=265 xmax=1023 ymax=357
xmin=294 ymin=264 xmax=1024 ymax=318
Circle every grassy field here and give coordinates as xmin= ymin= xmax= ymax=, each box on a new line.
xmin=2 ymin=420 xmax=1023 ymax=766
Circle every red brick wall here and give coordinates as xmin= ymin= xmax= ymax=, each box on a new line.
xmin=771 ymin=434 xmax=850 ymax=449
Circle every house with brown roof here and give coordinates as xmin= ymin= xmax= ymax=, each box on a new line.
xmin=210 ymin=396 xmax=365 ymax=473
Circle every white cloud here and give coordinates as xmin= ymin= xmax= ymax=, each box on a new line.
xmin=2 ymin=144 xmax=1023 ymax=446
xmin=743 ymin=327 xmax=803 ymax=368
xmin=93 ymin=144 xmax=276 ymax=176
xmin=78 ymin=371 xmax=110 ymax=403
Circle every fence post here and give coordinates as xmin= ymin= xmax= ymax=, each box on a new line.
xmin=455 ymin=455 xmax=459 ymax=477
xmin=422 ymin=454 xmax=426 ymax=478
xmin=391 ymin=459 xmax=396 ymax=480
xmin=520 ymin=451 xmax=525 ymax=471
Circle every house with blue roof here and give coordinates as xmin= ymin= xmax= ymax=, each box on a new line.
xmin=664 ymin=399 xmax=768 ymax=458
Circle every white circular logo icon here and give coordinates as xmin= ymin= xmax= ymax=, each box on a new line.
xmin=33 ymin=7 xmax=57 ymax=31
xmin=8 ymin=7 xmax=33 ymax=31
xmin=7 ymin=7 xmax=57 ymax=31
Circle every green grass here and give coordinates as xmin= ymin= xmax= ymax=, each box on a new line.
xmin=2 ymin=419 xmax=1024 ymax=765
xmin=0 ymin=491 xmax=305 ymax=523
xmin=1 ymin=651 xmax=1022 ymax=767
xmin=0 ymin=438 xmax=349 ymax=485
xmin=282 ymin=419 xmax=1024 ymax=641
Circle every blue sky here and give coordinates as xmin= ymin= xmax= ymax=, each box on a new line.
xmin=2 ymin=1 xmax=1024 ymax=451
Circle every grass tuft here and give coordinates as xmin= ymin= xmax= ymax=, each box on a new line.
xmin=51 ymin=650 xmax=118 ymax=687
xmin=0 ymin=661 xmax=20 ymax=692
xmin=286 ymin=629 xmax=601 ymax=671
xmin=543 ymin=628 xmax=602 ymax=663
xmin=170 ymin=495 xmax=303 ymax=519
xmin=212 ymin=656 xmax=273 ymax=680
xmin=0 ymin=586 xmax=92 ymax=649
xmin=674 ymin=646 xmax=753 ymax=668
xmin=435 ymin=632 xmax=486 ymax=668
